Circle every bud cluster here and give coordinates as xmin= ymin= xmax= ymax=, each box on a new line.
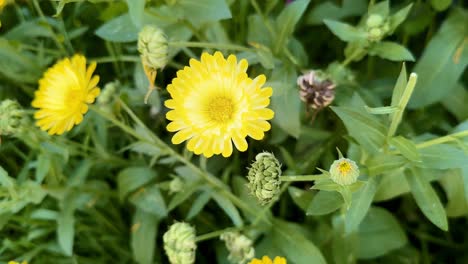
xmin=221 ymin=232 xmax=255 ymax=264
xmin=365 ymin=14 xmax=390 ymax=42
xmin=163 ymin=222 xmax=197 ymax=264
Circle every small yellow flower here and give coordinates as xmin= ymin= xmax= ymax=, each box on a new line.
xmin=329 ymin=158 xmax=359 ymax=185
xmin=8 ymin=261 xmax=28 ymax=264
xmin=165 ymin=52 xmax=274 ymax=157
xmin=32 ymin=54 xmax=100 ymax=135
xmin=249 ymin=256 xmax=287 ymax=264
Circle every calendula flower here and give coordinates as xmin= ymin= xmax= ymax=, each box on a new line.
xmin=8 ymin=261 xmax=28 ymax=264
xmin=329 ymin=158 xmax=360 ymax=185
xmin=165 ymin=52 xmax=274 ymax=157
xmin=249 ymin=256 xmax=287 ymax=264
xmin=32 ymin=54 xmax=100 ymax=135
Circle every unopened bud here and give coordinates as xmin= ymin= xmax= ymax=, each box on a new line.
xmin=163 ymin=222 xmax=197 ymax=264
xmin=0 ymin=100 xmax=27 ymax=136
xmin=247 ymin=152 xmax=282 ymax=205
xmin=169 ymin=177 xmax=184 ymax=194
xmin=138 ymin=25 xmax=169 ymax=71
xmin=368 ymin=27 xmax=383 ymax=42
xmin=366 ymin=14 xmax=384 ymax=28
xmin=221 ymin=232 xmax=255 ymax=264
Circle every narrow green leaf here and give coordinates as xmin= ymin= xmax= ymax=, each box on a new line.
xmin=331 ymin=105 xmax=387 ymax=154
xmin=176 ymin=0 xmax=232 ymax=26
xmin=307 ymin=191 xmax=343 ymax=216
xmin=168 ymin=182 xmax=202 ymax=210
xmin=306 ymin=0 xmax=366 ymax=25
xmin=430 ymin=0 xmax=452 ymax=12
xmin=126 ymin=0 xmax=145 ymax=28
xmin=57 ymin=198 xmax=76 ymax=256
xmin=130 ymin=185 xmax=167 ymax=218
xmin=405 ymin=167 xmax=448 ymax=231
xmin=369 ymin=41 xmax=415 ymax=61
xmin=117 ymin=167 xmax=157 ymax=201
xmin=345 ymin=176 xmax=378 ymax=234
xmin=368 ymin=0 xmax=389 ymax=18
xmin=365 ymin=105 xmax=399 ymax=115
xmin=440 ymin=170 xmax=468 ymax=217
xmin=390 ymin=136 xmax=421 ymax=162
xmin=357 ymin=207 xmax=407 ymax=259
xmin=442 ymin=82 xmax=468 ymax=121
xmin=186 ymin=191 xmax=211 ymax=220
xmin=272 ymin=219 xmax=327 ymax=264
xmin=212 ymin=192 xmax=243 ymax=227
xmin=274 ymin=0 xmax=310 ymax=52
xmin=374 ymin=170 xmax=409 ymax=201
xmin=367 ymin=154 xmax=408 ymax=176
xmin=323 ymin=19 xmax=367 ymax=42
xmin=409 ymin=9 xmax=468 ymax=108
xmin=390 ymin=64 xmax=407 ymax=110
xmin=95 ymin=14 xmax=139 ymax=42
xmin=288 ymin=186 xmax=315 ymax=212
xmin=418 ymin=144 xmax=467 ymax=170
xmin=389 ymin=4 xmax=413 ymax=33
xmin=131 ymin=208 xmax=159 ymax=264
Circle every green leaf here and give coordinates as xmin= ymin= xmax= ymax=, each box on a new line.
xmin=440 ymin=169 xmax=468 ymax=217
xmin=131 ymin=208 xmax=159 ymax=264
xmin=430 ymin=0 xmax=452 ymax=12
xmin=274 ymin=0 xmax=310 ymax=53
xmin=390 ymin=64 xmax=408 ymax=110
xmin=211 ymin=192 xmax=243 ymax=227
xmin=374 ymin=170 xmax=409 ymax=201
xmin=409 ymin=9 xmax=468 ymax=108
xmin=268 ymin=64 xmax=301 ymax=138
xmin=126 ymin=0 xmax=145 ymax=28
xmin=307 ymin=191 xmax=343 ymax=216
xmin=331 ymin=104 xmax=387 ymax=154
xmin=357 ymin=207 xmax=407 ymax=259
xmin=364 ymin=105 xmax=399 ymax=115
xmin=95 ymin=13 xmax=139 ymax=42
xmin=168 ymin=182 xmax=202 ymax=210
xmin=368 ymin=0 xmax=389 ymax=18
xmin=176 ymin=0 xmax=231 ymax=26
xmin=232 ymin=176 xmax=271 ymax=223
xmin=369 ymin=41 xmax=415 ymax=61
xmin=442 ymin=83 xmax=468 ymax=121
xmin=306 ymin=0 xmax=366 ymax=25
xmin=323 ymin=19 xmax=367 ymax=42
xmin=130 ymin=185 xmax=167 ymax=218
xmin=367 ymin=154 xmax=408 ymax=176
xmin=4 ymin=19 xmax=53 ymax=40
xmin=57 ymin=197 xmax=76 ymax=256
xmin=0 ymin=166 xmax=15 ymax=191
xmin=405 ymin=167 xmax=448 ymax=230
xmin=418 ymin=144 xmax=467 ymax=170
xmin=186 ymin=191 xmax=211 ymax=220
xmin=288 ymin=186 xmax=315 ymax=212
xmin=118 ymin=167 xmax=157 ymax=201
xmin=389 ymin=4 xmax=413 ymax=33
xmin=345 ymin=177 xmax=378 ymax=233
xmin=390 ymin=136 xmax=421 ymax=162
xmin=272 ymin=219 xmax=327 ymax=264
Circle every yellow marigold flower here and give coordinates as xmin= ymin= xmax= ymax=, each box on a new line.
xmin=249 ymin=256 xmax=287 ymax=264
xmin=165 ymin=52 xmax=274 ymax=157
xmin=32 ymin=54 xmax=100 ymax=135
xmin=8 ymin=261 xmax=28 ymax=264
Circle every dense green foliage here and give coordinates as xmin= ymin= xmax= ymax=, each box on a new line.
xmin=0 ymin=0 xmax=467 ymax=263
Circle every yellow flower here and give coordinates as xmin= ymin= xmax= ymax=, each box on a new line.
xmin=329 ymin=158 xmax=359 ymax=185
xmin=249 ymin=256 xmax=287 ymax=264
xmin=32 ymin=54 xmax=100 ymax=135
xmin=165 ymin=52 xmax=274 ymax=157
xmin=8 ymin=261 xmax=28 ymax=264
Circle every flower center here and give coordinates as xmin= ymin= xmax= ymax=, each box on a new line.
xmin=65 ymin=89 xmax=83 ymax=111
xmin=206 ymin=96 xmax=235 ymax=123
xmin=338 ymin=161 xmax=352 ymax=175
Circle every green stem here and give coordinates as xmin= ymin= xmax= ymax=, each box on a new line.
xmin=281 ymin=174 xmax=327 ymax=182
xmin=416 ymin=131 xmax=468 ymax=149
xmin=341 ymin=49 xmax=363 ymax=67
xmin=90 ymin=56 xmax=140 ymax=64
xmin=195 ymin=226 xmax=247 ymax=242
xmin=252 ymin=183 xmax=290 ymax=226
xmin=169 ymin=41 xmax=251 ymax=52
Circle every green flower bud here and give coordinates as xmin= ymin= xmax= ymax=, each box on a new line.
xmin=368 ymin=27 xmax=383 ymax=42
xmin=163 ymin=222 xmax=197 ymax=264
xmin=169 ymin=177 xmax=184 ymax=194
xmin=329 ymin=158 xmax=359 ymax=186
xmin=220 ymin=232 xmax=255 ymax=264
xmin=97 ymin=81 xmax=118 ymax=105
xmin=366 ymin=14 xmax=384 ymax=28
xmin=0 ymin=100 xmax=26 ymax=136
xmin=138 ymin=25 xmax=169 ymax=71
xmin=247 ymin=152 xmax=282 ymax=205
